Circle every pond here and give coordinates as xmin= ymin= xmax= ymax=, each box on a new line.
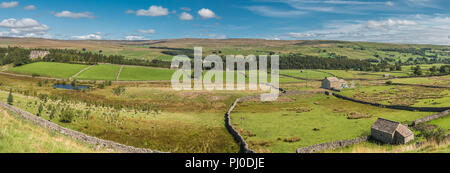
xmin=53 ymin=84 xmax=89 ymax=90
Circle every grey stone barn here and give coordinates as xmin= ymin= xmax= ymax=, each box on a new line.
xmin=371 ymin=118 xmax=414 ymax=144
xmin=321 ymin=77 xmax=348 ymax=90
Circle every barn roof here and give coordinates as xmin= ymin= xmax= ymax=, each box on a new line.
xmin=395 ymin=124 xmax=414 ymax=137
xmin=324 ymin=77 xmax=339 ymax=82
xmin=371 ymin=118 xmax=400 ymax=135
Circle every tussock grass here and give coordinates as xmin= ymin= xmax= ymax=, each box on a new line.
xmin=0 ymin=108 xmax=111 ymax=153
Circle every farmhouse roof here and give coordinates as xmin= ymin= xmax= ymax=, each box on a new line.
xmin=371 ymin=118 xmax=400 ymax=134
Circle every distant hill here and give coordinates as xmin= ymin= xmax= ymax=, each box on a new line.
xmin=1 ymin=37 xmax=449 ymax=62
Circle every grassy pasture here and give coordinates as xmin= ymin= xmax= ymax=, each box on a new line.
xmin=119 ymin=66 xmax=175 ymax=81
xmin=340 ymin=85 xmax=450 ymax=107
xmin=76 ymin=64 xmax=121 ymax=81
xmin=280 ymin=70 xmax=331 ymax=80
xmin=0 ymin=108 xmax=109 ymax=153
xmin=0 ymin=89 xmax=241 ymax=153
xmin=7 ymin=62 xmax=88 ymax=79
xmin=231 ymin=93 xmax=433 ymax=153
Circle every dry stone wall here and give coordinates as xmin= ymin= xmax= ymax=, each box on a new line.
xmin=330 ymin=92 xmax=450 ymax=112
xmin=296 ymin=136 xmax=369 ymax=153
xmin=0 ymin=102 xmax=163 ymax=153
xmin=413 ymin=109 xmax=450 ymax=126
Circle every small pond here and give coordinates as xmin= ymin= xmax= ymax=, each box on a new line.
xmin=53 ymin=84 xmax=89 ymax=90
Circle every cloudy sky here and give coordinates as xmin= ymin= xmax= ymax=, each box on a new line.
xmin=0 ymin=0 xmax=449 ymax=45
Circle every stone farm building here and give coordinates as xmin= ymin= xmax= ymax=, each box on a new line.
xmin=321 ymin=77 xmax=348 ymax=90
xmin=29 ymin=50 xmax=50 ymax=59
xmin=371 ymin=118 xmax=414 ymax=144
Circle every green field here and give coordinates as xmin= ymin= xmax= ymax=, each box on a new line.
xmin=340 ymin=85 xmax=450 ymax=107
xmin=119 ymin=66 xmax=175 ymax=81
xmin=231 ymin=93 xmax=433 ymax=153
xmin=0 ymin=108 xmax=109 ymax=153
xmin=280 ymin=70 xmax=332 ymax=80
xmin=7 ymin=62 xmax=88 ymax=79
xmin=76 ymin=64 xmax=121 ymax=81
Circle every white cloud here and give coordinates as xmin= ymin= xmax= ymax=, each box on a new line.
xmin=0 ymin=18 xmax=50 ymax=38
xmin=71 ymin=33 xmax=102 ymax=40
xmin=246 ymin=6 xmax=305 ymax=17
xmin=125 ymin=9 xmax=135 ymax=14
xmin=208 ymin=34 xmax=227 ymax=39
xmin=136 ymin=5 xmax=169 ymax=16
xmin=24 ymin=5 xmax=36 ymax=10
xmin=54 ymin=11 xmax=94 ymax=19
xmin=125 ymin=35 xmax=146 ymax=41
xmin=138 ymin=29 xmax=156 ymax=34
xmin=386 ymin=1 xmax=394 ymax=6
xmin=179 ymin=12 xmax=193 ymax=20
xmin=0 ymin=1 xmax=18 ymax=8
xmin=288 ymin=33 xmax=317 ymax=38
xmin=180 ymin=7 xmax=191 ymax=11
xmin=286 ymin=15 xmax=450 ymax=45
xmin=198 ymin=8 xmax=217 ymax=19
xmin=365 ymin=19 xmax=417 ymax=30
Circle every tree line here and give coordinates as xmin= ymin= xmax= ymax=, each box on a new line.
xmin=0 ymin=46 xmax=171 ymax=68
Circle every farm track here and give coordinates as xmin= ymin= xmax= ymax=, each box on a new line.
xmin=116 ymin=65 xmax=124 ymax=81
xmin=70 ymin=65 xmax=95 ymax=80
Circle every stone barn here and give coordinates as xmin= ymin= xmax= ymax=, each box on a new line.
xmin=29 ymin=50 xmax=50 ymax=59
xmin=371 ymin=118 xmax=414 ymax=144
xmin=170 ymin=63 xmax=179 ymax=69
xmin=321 ymin=77 xmax=348 ymax=90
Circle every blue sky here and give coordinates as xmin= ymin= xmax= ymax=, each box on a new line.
xmin=0 ymin=0 xmax=449 ymax=44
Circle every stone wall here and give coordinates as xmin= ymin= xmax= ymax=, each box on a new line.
xmin=330 ymin=92 xmax=450 ymax=112
xmin=296 ymin=136 xmax=369 ymax=153
xmin=391 ymin=83 xmax=450 ymax=89
xmin=224 ymin=98 xmax=255 ymax=153
xmin=413 ymin=109 xmax=450 ymax=126
xmin=0 ymin=102 xmax=163 ymax=153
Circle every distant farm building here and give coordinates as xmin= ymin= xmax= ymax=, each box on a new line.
xmin=29 ymin=50 xmax=50 ymax=59
xmin=383 ymin=74 xmax=390 ymax=78
xmin=321 ymin=77 xmax=348 ymax=90
xmin=170 ymin=63 xmax=179 ymax=69
xmin=371 ymin=118 xmax=414 ymax=144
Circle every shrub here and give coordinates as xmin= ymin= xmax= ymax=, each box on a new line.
xmin=7 ymin=89 xmax=13 ymax=105
xmin=420 ymin=127 xmax=447 ymax=145
xmin=59 ymin=107 xmax=74 ymax=123
xmin=385 ymin=81 xmax=393 ymax=85
xmin=112 ymin=86 xmax=126 ymax=96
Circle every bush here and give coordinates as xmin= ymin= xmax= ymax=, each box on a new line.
xmin=7 ymin=89 xmax=13 ymax=105
xmin=59 ymin=107 xmax=74 ymax=123
xmin=420 ymin=127 xmax=447 ymax=145
xmin=385 ymin=81 xmax=393 ymax=85
xmin=112 ymin=86 xmax=126 ymax=96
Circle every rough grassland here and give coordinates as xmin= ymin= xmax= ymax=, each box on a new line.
xmin=231 ymin=94 xmax=433 ymax=153
xmin=0 ymin=108 xmax=110 ymax=153
xmin=76 ymin=64 xmax=121 ymax=81
xmin=119 ymin=66 xmax=175 ymax=81
xmin=280 ymin=70 xmax=331 ymax=80
xmin=7 ymin=62 xmax=88 ymax=79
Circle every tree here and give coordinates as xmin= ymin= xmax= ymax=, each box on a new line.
xmin=37 ymin=104 xmax=43 ymax=116
xmin=7 ymin=89 xmax=13 ymax=105
xmin=413 ymin=65 xmax=423 ymax=76
xmin=429 ymin=66 xmax=437 ymax=74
